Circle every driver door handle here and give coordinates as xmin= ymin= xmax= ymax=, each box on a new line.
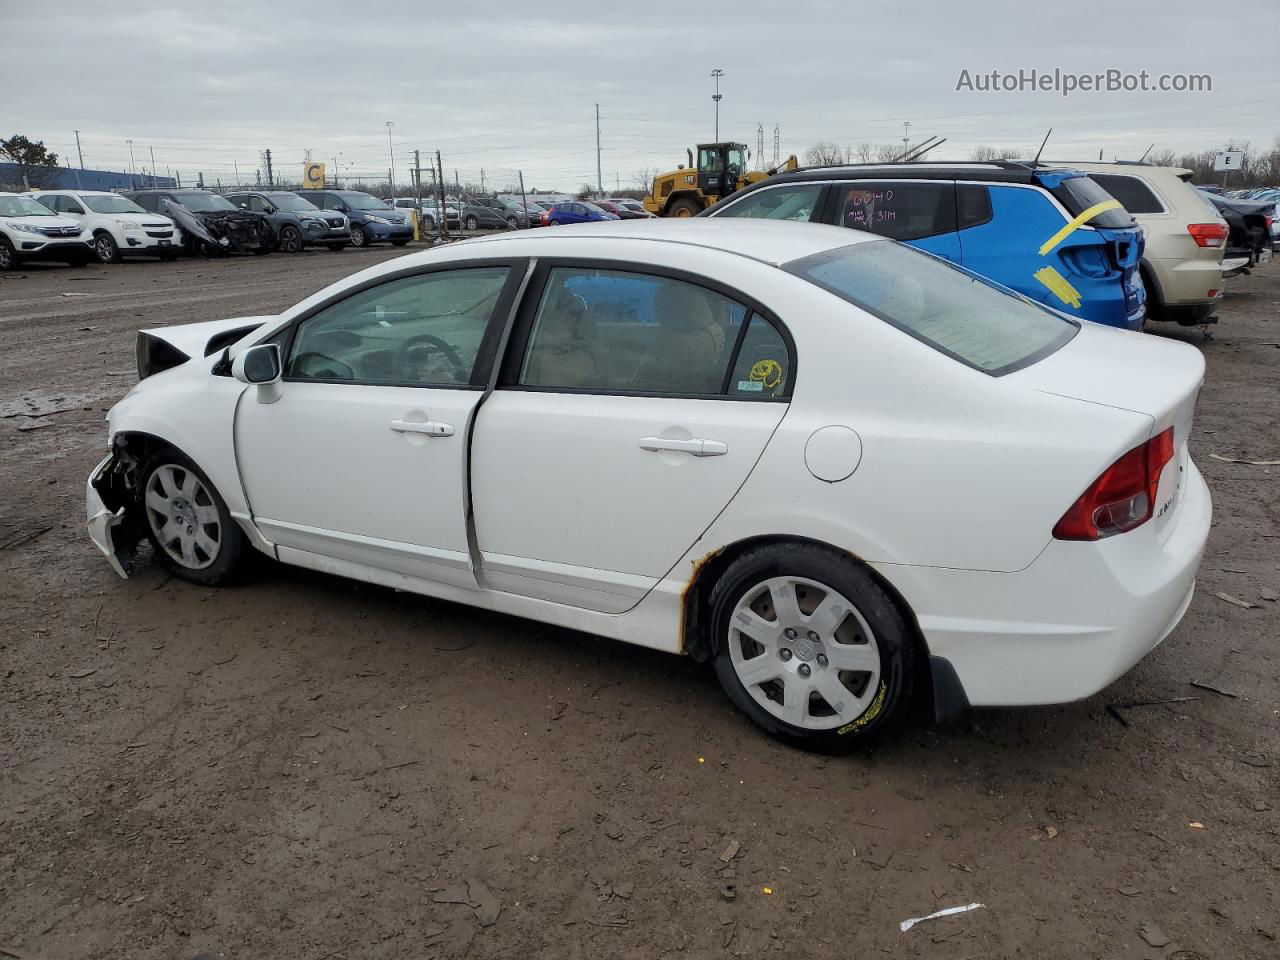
xmin=639 ymin=436 xmax=728 ymax=457
xmin=390 ymin=419 xmax=454 ymax=437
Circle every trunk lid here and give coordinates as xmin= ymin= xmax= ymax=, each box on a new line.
xmin=1008 ymin=323 xmax=1204 ymax=543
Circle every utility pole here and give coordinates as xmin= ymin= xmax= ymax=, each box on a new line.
xmin=711 ymin=68 xmax=724 ymax=141
xmin=902 ymin=121 xmax=911 ymax=154
xmin=73 ymin=130 xmax=84 ymax=189
xmin=435 ymin=151 xmax=449 ymax=240
xmin=233 ymin=160 xmax=240 ymax=187
xmin=773 ymin=125 xmax=780 ymax=167
xmin=518 ymin=170 xmax=527 ymax=228
xmin=385 ymin=121 xmax=395 ymax=191
xmin=264 ymin=148 xmax=273 ymax=187
xmin=126 ymin=139 xmax=137 ymax=184
xmin=757 ymin=124 xmax=764 ymax=169
xmin=414 ymin=149 xmax=422 ymax=206
xmin=480 ymin=168 xmax=485 ymax=193
xmin=595 ymin=103 xmax=602 ymax=197
xmin=333 ymin=156 xmax=339 ymax=188
xmin=149 ymin=146 xmax=157 ymax=187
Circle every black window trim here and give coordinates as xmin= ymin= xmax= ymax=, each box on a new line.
xmin=496 ymin=257 xmax=797 ymax=402
xmin=269 ymin=257 xmax=530 ymax=390
xmin=954 ymin=183 xmax=994 ymax=232
xmin=710 ymin=180 xmax=831 ymax=223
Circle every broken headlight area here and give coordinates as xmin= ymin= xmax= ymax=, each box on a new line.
xmin=87 ymin=441 xmax=149 ymax=576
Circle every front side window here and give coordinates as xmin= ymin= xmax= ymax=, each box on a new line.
xmin=286 ymin=267 xmax=510 ymax=386
xmin=246 ymin=196 xmax=270 ymax=213
xmin=699 ymin=147 xmax=724 ymax=172
xmin=837 ymin=181 xmax=957 ymax=241
xmin=786 ymin=240 xmax=1076 ymax=376
xmin=518 ymin=267 xmax=764 ymax=397
xmin=715 ymin=184 xmax=822 ymax=222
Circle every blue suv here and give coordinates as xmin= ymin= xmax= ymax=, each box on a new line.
xmin=704 ymin=161 xmax=1146 ymax=330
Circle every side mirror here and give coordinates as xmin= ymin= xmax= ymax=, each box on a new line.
xmin=232 ymin=344 xmax=283 ymax=403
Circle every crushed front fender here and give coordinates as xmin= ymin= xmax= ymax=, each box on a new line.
xmin=86 ymin=456 xmax=129 ymax=578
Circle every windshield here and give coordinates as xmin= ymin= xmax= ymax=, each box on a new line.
xmin=581 ymin=202 xmax=609 ymax=215
xmin=83 ymin=195 xmax=147 ymax=214
xmin=171 ymin=192 xmax=236 ymax=213
xmin=0 ymin=196 xmax=57 ymax=217
xmin=268 ymin=193 xmax=320 ymax=212
xmin=786 ymin=240 xmax=1077 ymax=376
xmin=339 ymin=192 xmax=390 ymax=211
xmin=1049 ymin=175 xmax=1136 ymax=229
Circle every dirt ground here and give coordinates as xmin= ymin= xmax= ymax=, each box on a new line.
xmin=1 ymin=243 xmax=1277 ymax=960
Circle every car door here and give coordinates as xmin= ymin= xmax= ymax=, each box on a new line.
xmin=825 ymin=180 xmax=962 ymax=263
xmin=471 ymin=262 xmax=793 ymax=613
xmin=234 ymin=262 xmax=522 ymax=589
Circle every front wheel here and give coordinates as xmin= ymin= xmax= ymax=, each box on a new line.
xmin=325 ymin=242 xmax=347 ymax=252
xmin=139 ymin=451 xmax=246 ymax=586
xmin=349 ymin=224 xmax=367 ymax=247
xmin=277 ymin=225 xmax=303 ymax=253
xmin=708 ymin=544 xmax=917 ymax=752
xmin=0 ymin=237 xmax=17 ymax=271
xmin=94 ymin=232 xmax=122 ymax=264
xmin=666 ymin=197 xmax=702 ymax=218
xmin=422 ymin=215 xmax=436 ymax=231
xmin=464 ymin=215 xmax=478 ymax=231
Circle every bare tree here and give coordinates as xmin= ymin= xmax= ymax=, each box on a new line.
xmin=850 ymin=143 xmax=875 ymax=163
xmin=970 ymin=144 xmax=1028 ymax=161
xmin=803 ymin=141 xmax=847 ymax=166
xmin=1146 ymin=149 xmax=1177 ymax=167
xmin=873 ymin=143 xmax=901 ymax=163
xmin=632 ymin=167 xmax=657 ymax=192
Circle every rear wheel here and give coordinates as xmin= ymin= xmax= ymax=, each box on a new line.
xmin=667 ymin=197 xmax=702 ymax=218
xmin=422 ymin=215 xmax=436 ymax=231
xmin=708 ymin=543 xmax=917 ymax=752
xmin=139 ymin=451 xmax=245 ymax=586
xmin=94 ymin=232 xmax=122 ymax=264
xmin=277 ymin=224 xmax=303 ymax=253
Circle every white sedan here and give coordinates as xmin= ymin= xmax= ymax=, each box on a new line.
xmin=86 ymin=220 xmax=1211 ymax=751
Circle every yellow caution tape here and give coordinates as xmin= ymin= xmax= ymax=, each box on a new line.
xmin=1034 ymin=266 xmax=1083 ymax=308
xmin=1038 ymin=199 xmax=1122 ymax=256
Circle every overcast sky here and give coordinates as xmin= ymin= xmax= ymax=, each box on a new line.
xmin=3 ymin=0 xmax=1277 ymax=192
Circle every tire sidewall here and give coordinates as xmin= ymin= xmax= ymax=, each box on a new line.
xmin=350 ymin=224 xmax=367 ymax=247
xmin=94 ymin=232 xmax=121 ymax=264
xmin=708 ymin=544 xmax=916 ymax=752
xmin=280 ymin=225 xmax=302 ymax=253
xmin=0 ymin=237 xmax=15 ymax=270
xmin=138 ymin=449 xmax=245 ymax=586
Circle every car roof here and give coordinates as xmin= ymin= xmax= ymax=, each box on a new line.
xmin=460 ymin=218 xmax=875 ymax=266
xmin=764 ymin=160 xmax=1079 ymax=185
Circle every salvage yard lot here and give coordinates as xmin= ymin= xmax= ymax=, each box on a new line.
xmin=1 ymin=247 xmax=1277 ymax=958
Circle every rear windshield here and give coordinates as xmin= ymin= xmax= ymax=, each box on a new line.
xmin=1087 ymin=173 xmax=1165 ymax=214
xmin=785 ymin=241 xmax=1077 ymax=376
xmin=1050 ymin=175 xmax=1136 ymax=228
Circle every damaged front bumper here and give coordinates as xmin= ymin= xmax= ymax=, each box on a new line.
xmin=86 ymin=453 xmax=146 ymax=579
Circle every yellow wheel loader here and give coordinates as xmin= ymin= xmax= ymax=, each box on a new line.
xmin=642 ymin=142 xmax=799 ymax=217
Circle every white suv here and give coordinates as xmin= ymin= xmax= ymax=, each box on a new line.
xmin=32 ymin=190 xmax=179 ymax=263
xmin=1053 ymin=162 xmax=1228 ymax=326
xmin=0 ymin=192 xmax=93 ymax=270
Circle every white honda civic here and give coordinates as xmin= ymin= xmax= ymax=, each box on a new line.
xmin=86 ymin=220 xmax=1211 ymax=751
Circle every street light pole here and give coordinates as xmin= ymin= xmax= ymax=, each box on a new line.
xmin=126 ymin=139 xmax=137 ymax=184
xmin=711 ymin=68 xmax=724 ymax=141
xmin=385 ymin=121 xmax=396 ymax=192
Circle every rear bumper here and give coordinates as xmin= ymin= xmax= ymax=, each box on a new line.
xmin=875 ymin=456 xmax=1211 ymax=707
xmin=1149 ymin=255 xmax=1224 ymax=309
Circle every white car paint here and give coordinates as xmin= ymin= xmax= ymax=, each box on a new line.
xmin=30 ymin=189 xmax=178 ymax=260
xmin=86 ymin=219 xmax=1211 ymax=728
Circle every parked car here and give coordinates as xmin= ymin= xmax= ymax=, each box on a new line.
xmin=1043 ymin=163 xmax=1229 ymax=326
xmin=593 ymin=199 xmax=647 ymax=220
xmin=30 ymin=190 xmax=178 ymax=263
xmin=604 ymin=198 xmax=656 ymax=218
xmin=126 ymin=189 xmax=272 ymax=256
xmin=225 ymin=191 xmax=349 ymax=253
xmin=293 ymin=190 xmax=413 ymax=247
xmin=453 ymin=201 xmax=510 ymax=231
xmin=705 ymin=161 xmax=1147 ymax=330
xmin=0 ymin=192 xmax=93 ymax=270
xmin=1198 ymin=190 xmax=1273 ymax=268
xmin=542 ymin=201 xmax=620 ymax=226
xmin=387 ymin=197 xmax=461 ymax=232
xmin=85 ymin=219 xmax=1210 ymax=751
xmin=477 ymin=196 xmax=530 ymax=228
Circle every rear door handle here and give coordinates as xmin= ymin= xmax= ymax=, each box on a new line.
xmin=390 ymin=419 xmax=454 ymax=437
xmin=639 ymin=436 xmax=728 ymax=457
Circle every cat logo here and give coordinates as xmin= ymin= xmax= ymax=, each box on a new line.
xmin=302 ymin=161 xmax=326 ymax=190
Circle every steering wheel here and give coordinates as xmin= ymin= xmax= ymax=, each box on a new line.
xmin=399 ymin=334 xmax=467 ymax=384
xmin=290 ymin=351 xmax=355 ymax=381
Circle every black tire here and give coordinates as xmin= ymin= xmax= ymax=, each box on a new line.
xmin=93 ymin=231 xmax=122 ymax=264
xmin=391 ymin=238 xmax=411 ymax=247
xmin=422 ymin=215 xmax=436 ymax=231
xmin=506 ymin=216 xmax=518 ymax=229
xmin=325 ymin=242 xmax=348 ymax=252
xmin=349 ymin=224 xmax=368 ymax=248
xmin=65 ymin=254 xmax=90 ymax=267
xmin=0 ymin=237 xmax=16 ymax=271
xmin=278 ymin=224 xmax=303 ymax=254
xmin=138 ymin=449 xmax=246 ymax=586
xmin=666 ymin=197 xmax=703 ymax=218
xmin=464 ymin=215 xmax=478 ymax=231
xmin=707 ymin=543 xmax=918 ymax=752
xmin=158 ymin=249 xmax=180 ymax=261
xmin=1139 ymin=265 xmax=1162 ymax=326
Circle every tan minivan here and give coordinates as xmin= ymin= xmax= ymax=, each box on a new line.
xmin=1053 ymin=162 xmax=1228 ymax=326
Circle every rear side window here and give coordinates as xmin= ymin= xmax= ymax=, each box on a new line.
xmin=956 ymin=184 xmax=993 ymax=229
xmin=1087 ymin=174 xmax=1165 ymax=214
xmin=714 ymin=184 xmax=823 ymax=222
xmin=1049 ymin=175 xmax=1136 ymax=228
xmin=786 ymin=241 xmax=1076 ymax=376
xmin=835 ymin=181 xmax=957 ymax=241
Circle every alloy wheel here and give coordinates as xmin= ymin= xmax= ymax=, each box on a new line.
xmin=279 ymin=226 xmax=302 ymax=253
xmin=727 ymin=576 xmax=882 ymax=730
xmin=94 ymin=234 xmax=119 ymax=263
xmin=144 ymin=464 xmax=221 ymax=570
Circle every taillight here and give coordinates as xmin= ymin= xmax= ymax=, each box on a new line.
xmin=1187 ymin=223 xmax=1227 ymax=248
xmin=1053 ymin=428 xmax=1175 ymax=541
